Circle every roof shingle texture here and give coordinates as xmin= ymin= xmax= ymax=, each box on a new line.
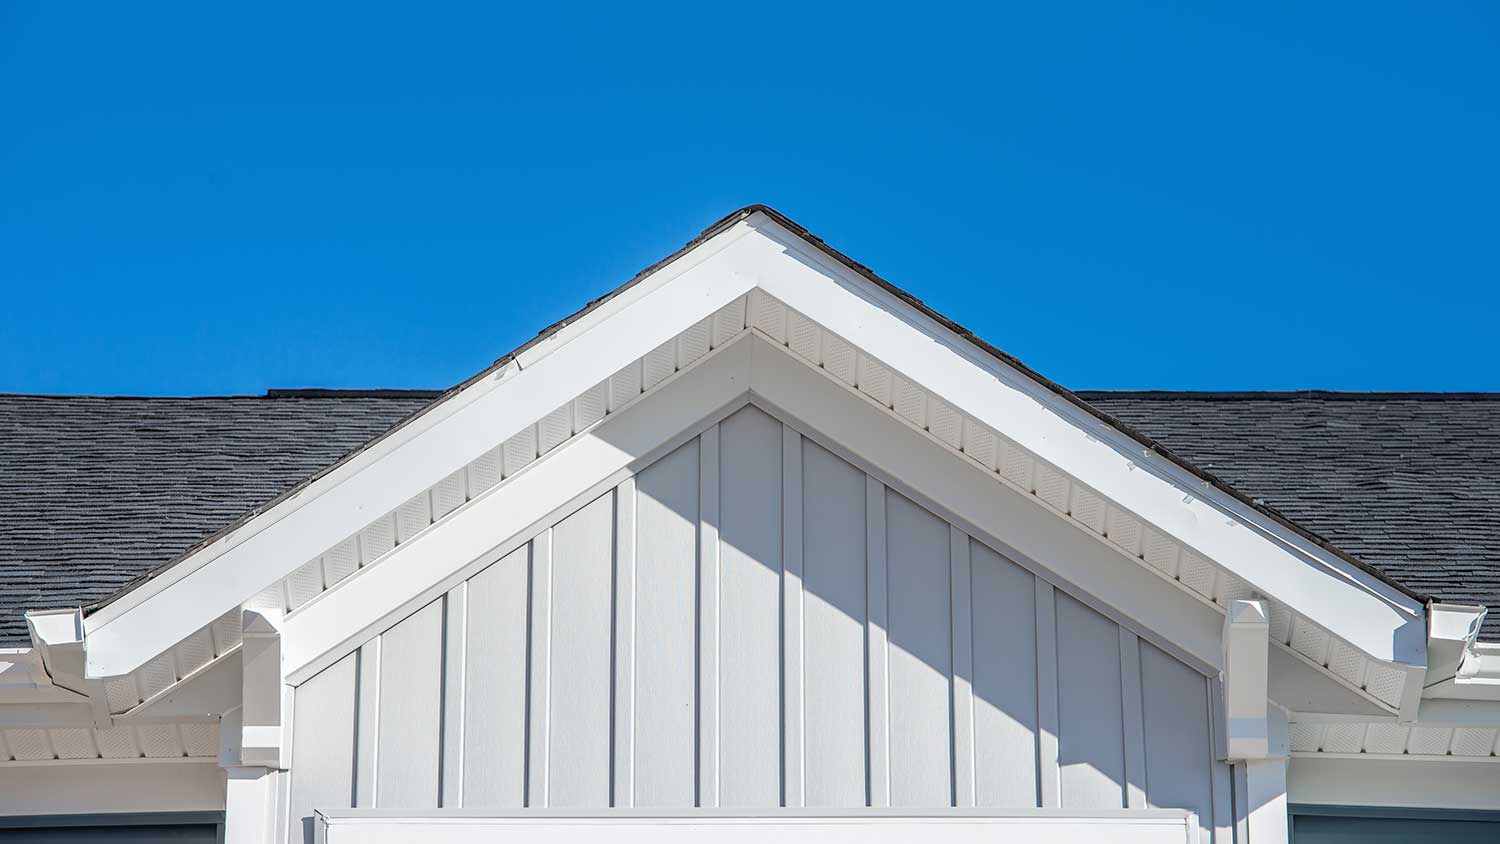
xmin=1079 ymin=392 xmax=1500 ymax=640
xmin=0 ymin=392 xmax=434 ymax=642
xmin=3 ymin=390 xmax=1498 ymax=642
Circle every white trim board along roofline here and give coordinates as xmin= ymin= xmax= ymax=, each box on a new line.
xmin=61 ymin=207 xmax=1433 ymax=705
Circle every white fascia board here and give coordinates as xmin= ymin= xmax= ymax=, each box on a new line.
xmin=282 ymin=336 xmax=754 ymax=683
xmin=1409 ymin=698 xmax=1500 ymax=727
xmin=0 ymin=701 xmax=97 ymax=728
xmin=1443 ymin=635 xmax=1500 ymax=700
xmin=83 ymin=221 xmax=764 ymax=678
xmin=745 ymin=215 xmax=1426 ymax=666
xmin=1288 ymin=756 xmax=1500 ymax=811
xmin=0 ymin=649 xmax=87 ymax=705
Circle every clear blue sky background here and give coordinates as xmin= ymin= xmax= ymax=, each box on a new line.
xmin=3 ymin=3 xmax=1496 ymax=395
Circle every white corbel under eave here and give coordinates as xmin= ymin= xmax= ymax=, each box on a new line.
xmin=233 ymin=606 xmax=288 ymax=771
xmin=1221 ymin=598 xmax=1290 ymax=844
xmin=1223 ymin=600 xmax=1272 ymax=761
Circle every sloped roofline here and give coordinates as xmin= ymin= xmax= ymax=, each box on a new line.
xmin=81 ymin=204 xmax=1428 ymax=618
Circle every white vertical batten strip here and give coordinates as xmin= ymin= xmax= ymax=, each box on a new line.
xmin=697 ymin=425 xmax=721 ymax=808
xmin=949 ymin=526 xmax=975 ymax=809
xmin=865 ymin=475 xmax=890 ymax=808
xmin=355 ymin=636 xmax=382 ymax=808
xmin=1208 ymin=678 xmax=1234 ymax=844
xmin=1034 ymin=579 xmax=1061 ymax=809
xmin=781 ymin=425 xmax=805 ymax=808
xmin=440 ymin=582 xmax=467 ymax=808
xmin=613 ymin=476 xmax=637 ymax=808
xmin=527 ymin=530 xmax=553 ymax=808
xmin=1119 ymin=628 xmax=1147 ymax=809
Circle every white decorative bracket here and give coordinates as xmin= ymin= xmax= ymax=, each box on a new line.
xmin=235 ymin=606 xmax=288 ymax=770
xmin=1223 ymin=599 xmax=1290 ymax=843
xmin=1223 ymin=599 xmax=1271 ymax=761
xmin=217 ymin=607 xmax=290 ymax=844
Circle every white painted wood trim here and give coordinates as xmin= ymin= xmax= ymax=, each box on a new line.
xmin=950 ymin=526 xmax=975 ymax=810
xmin=1239 ymin=758 xmax=1289 ymax=844
xmin=355 ymin=638 xmax=381 ymax=808
xmin=697 ymin=425 xmax=721 ymax=809
xmin=87 ymin=218 xmax=1424 ymax=707
xmin=866 ymin=475 xmax=890 ymax=809
xmin=781 ymin=425 xmax=805 ymax=809
xmin=1035 ymin=580 xmax=1060 ymax=809
xmin=316 ymin=808 xmax=1204 ymax=844
xmin=1119 ymin=629 xmax=1147 ymax=810
xmin=613 ymin=477 xmax=637 ymax=809
xmin=1207 ymin=679 xmax=1233 ymax=843
xmin=528 ymin=531 xmax=554 ymax=809
xmin=85 ymin=220 xmax=763 ymax=675
xmin=280 ymin=338 xmax=753 ymax=683
xmin=441 ymin=583 xmax=467 ymax=808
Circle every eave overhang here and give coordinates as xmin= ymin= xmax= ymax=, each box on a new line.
xmin=37 ymin=207 xmax=1444 ymax=726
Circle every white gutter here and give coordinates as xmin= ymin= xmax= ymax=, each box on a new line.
xmin=1422 ymin=604 xmax=1500 ymax=702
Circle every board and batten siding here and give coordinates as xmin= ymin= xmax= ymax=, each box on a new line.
xmin=288 ymin=405 xmax=1232 ymax=841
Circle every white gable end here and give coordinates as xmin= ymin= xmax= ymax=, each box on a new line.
xmin=286 ymin=401 xmax=1234 ymax=842
xmin=80 ymin=211 xmax=1425 ymax=699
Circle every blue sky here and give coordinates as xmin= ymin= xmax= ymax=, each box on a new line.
xmin=3 ymin=3 xmax=1496 ymax=395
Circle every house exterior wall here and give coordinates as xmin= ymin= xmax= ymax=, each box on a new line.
xmin=286 ymin=404 xmax=1232 ymax=842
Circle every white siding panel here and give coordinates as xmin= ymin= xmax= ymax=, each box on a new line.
xmin=1055 ymin=593 xmax=1126 ymax=810
xmin=1140 ymin=640 xmax=1215 ymax=843
xmin=633 ymin=439 xmax=700 ymax=808
xmin=284 ymin=400 xmax=1226 ymax=826
xmin=462 ymin=545 xmax=530 ymax=809
xmin=970 ymin=542 xmax=1039 ymax=809
xmin=376 ymin=599 xmax=444 ymax=808
xmin=290 ymin=653 xmax=356 ymax=843
xmin=781 ymin=427 xmax=805 ymax=808
xmin=885 ymin=490 xmax=953 ymax=808
xmin=866 ymin=476 xmax=891 ymax=809
xmin=716 ymin=405 xmax=783 ymax=808
xmin=697 ymin=424 xmax=721 ymax=808
xmin=546 ymin=492 xmax=616 ymax=808
xmin=800 ymin=440 xmax=868 ymax=809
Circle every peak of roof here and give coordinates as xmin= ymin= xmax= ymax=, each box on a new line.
xmin=0 ymin=388 xmax=446 ymax=401
xmin=1075 ymin=390 xmax=1500 ymax=402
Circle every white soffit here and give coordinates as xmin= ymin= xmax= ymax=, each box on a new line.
xmin=0 ymin=720 xmax=219 ymax=764
xmin=81 ymin=209 xmax=1426 ymax=694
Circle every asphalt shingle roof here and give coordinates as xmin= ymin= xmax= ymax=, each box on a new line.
xmin=1079 ymin=391 xmax=1500 ymax=640
xmin=3 ymin=387 xmax=1498 ymax=644
xmin=0 ymin=391 xmax=437 ymax=641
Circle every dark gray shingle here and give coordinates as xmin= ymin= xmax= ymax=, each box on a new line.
xmin=0 ymin=392 xmax=435 ymax=641
xmin=3 ymin=388 xmax=1498 ymax=644
xmin=1079 ymin=392 xmax=1500 ymax=640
